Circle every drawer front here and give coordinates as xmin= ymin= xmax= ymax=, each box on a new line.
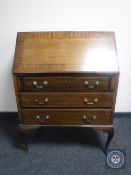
xmin=22 ymin=76 xmax=110 ymax=91
xmin=21 ymin=109 xmax=111 ymax=125
xmin=19 ymin=92 xmax=113 ymax=108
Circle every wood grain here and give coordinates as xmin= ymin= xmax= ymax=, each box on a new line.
xmin=13 ymin=32 xmax=118 ymax=73
xmin=21 ymin=109 xmax=112 ymax=125
xmin=22 ymin=76 xmax=110 ymax=91
xmin=19 ymin=92 xmax=113 ymax=108
xmin=12 ymin=32 xmax=119 ymax=151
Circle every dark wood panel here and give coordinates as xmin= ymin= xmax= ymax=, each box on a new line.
xmin=19 ymin=92 xmax=113 ymax=108
xmin=21 ymin=109 xmax=112 ymax=125
xmin=22 ymin=76 xmax=110 ymax=91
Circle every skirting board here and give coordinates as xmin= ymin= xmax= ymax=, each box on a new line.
xmin=0 ymin=112 xmax=131 ymax=118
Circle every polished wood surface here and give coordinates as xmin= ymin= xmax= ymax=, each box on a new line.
xmin=12 ymin=31 xmax=119 ymax=153
xmin=20 ymin=92 xmax=113 ymax=108
xmin=21 ymin=109 xmax=111 ymax=125
xmin=13 ymin=32 xmax=118 ymax=73
xmin=22 ymin=76 xmax=110 ymax=91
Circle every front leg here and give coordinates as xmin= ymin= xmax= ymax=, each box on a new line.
xmin=104 ymin=128 xmax=114 ymax=154
xmin=18 ymin=125 xmax=41 ymax=152
xmin=18 ymin=126 xmax=29 ymax=152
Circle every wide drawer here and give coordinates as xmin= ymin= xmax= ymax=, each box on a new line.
xmin=22 ymin=76 xmax=110 ymax=91
xmin=21 ymin=109 xmax=112 ymax=125
xmin=19 ymin=92 xmax=113 ymax=108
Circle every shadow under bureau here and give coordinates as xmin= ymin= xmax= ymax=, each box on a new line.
xmin=12 ymin=32 xmax=119 ymax=153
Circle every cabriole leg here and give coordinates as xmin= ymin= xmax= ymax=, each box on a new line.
xmin=18 ymin=127 xmax=29 ymax=152
xmin=104 ymin=128 xmax=114 ymax=154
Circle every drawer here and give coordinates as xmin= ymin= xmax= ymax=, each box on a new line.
xmin=21 ymin=109 xmax=111 ymax=125
xmin=22 ymin=76 xmax=110 ymax=91
xmin=19 ymin=92 xmax=113 ymax=108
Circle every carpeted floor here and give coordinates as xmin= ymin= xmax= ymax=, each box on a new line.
xmin=0 ymin=113 xmax=131 ymax=175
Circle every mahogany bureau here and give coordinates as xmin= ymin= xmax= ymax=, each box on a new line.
xmin=12 ymin=32 xmax=119 ymax=153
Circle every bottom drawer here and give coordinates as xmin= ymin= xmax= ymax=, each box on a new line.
xmin=21 ymin=109 xmax=112 ymax=125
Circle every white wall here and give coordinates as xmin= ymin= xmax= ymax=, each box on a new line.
xmin=0 ymin=0 xmax=131 ymax=112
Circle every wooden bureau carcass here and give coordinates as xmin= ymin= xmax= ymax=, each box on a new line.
xmin=13 ymin=31 xmax=119 ymax=153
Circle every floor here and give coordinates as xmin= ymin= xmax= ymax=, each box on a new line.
xmin=0 ymin=113 xmax=131 ymax=175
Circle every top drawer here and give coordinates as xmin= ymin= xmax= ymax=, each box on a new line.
xmin=22 ymin=76 xmax=110 ymax=91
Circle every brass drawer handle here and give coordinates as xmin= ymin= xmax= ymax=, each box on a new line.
xmin=36 ymin=115 xmax=50 ymax=121
xmin=34 ymin=98 xmax=48 ymax=105
xmin=84 ymin=97 xmax=98 ymax=105
xmin=83 ymin=115 xmax=96 ymax=124
xmin=36 ymin=115 xmax=40 ymax=120
xmin=33 ymin=81 xmax=48 ymax=89
xmin=84 ymin=80 xmax=99 ymax=89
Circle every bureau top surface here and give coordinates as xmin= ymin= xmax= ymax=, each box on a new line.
xmin=13 ymin=32 xmax=119 ymax=73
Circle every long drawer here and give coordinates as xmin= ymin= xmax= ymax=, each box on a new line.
xmin=21 ymin=109 xmax=112 ymax=125
xmin=19 ymin=92 xmax=113 ymax=108
xmin=22 ymin=76 xmax=110 ymax=91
